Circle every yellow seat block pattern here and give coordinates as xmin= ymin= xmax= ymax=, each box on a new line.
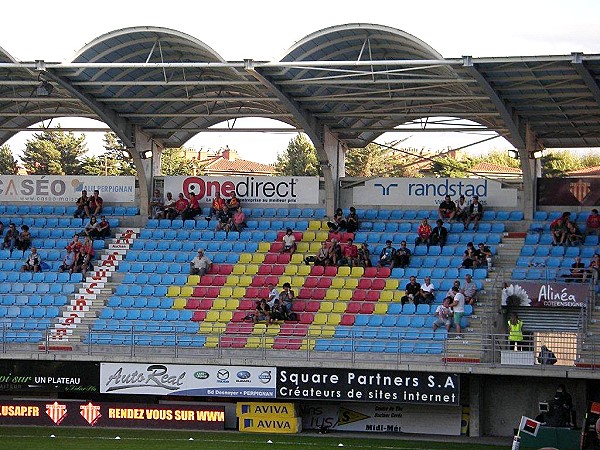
xmin=338 ymin=289 xmax=352 ymax=301
xmin=218 ymin=287 xmax=233 ymax=298
xmin=232 ymin=287 xmax=246 ymax=298
xmin=278 ymin=275 xmax=292 ymax=287
xmin=374 ymin=303 xmax=389 ymax=315
xmin=257 ymin=242 xmax=271 ymax=253
xmin=379 ymin=291 xmax=393 ymax=302
xmin=232 ymin=265 xmax=246 ymax=275
xmin=297 ymin=265 xmax=311 ymax=276
xmin=180 ymin=286 xmax=193 ymax=297
xmin=225 ymin=299 xmax=239 ymax=310
xmin=264 ymin=324 xmax=281 ymax=336
xmin=238 ymin=253 xmax=252 ymax=264
xmin=344 ymin=278 xmax=358 ymax=289
xmin=245 ymin=264 xmax=259 ymax=275
xmin=333 ymin=301 xmax=348 ymax=313
xmin=350 ymin=267 xmax=364 ymax=277
xmin=291 ymin=254 xmax=305 ymax=264
xmin=225 ymin=275 xmax=239 ymax=286
xmin=337 ymin=266 xmax=351 ymax=277
xmin=313 ymin=313 xmax=328 ymax=325
xmin=212 ymin=298 xmax=227 ymax=309
xmin=166 ymin=286 xmax=180 ymax=297
xmin=302 ymin=231 xmax=316 ymax=241
xmin=308 ymin=242 xmax=321 ymax=252
xmin=296 ymin=242 xmax=309 ymax=253
xmin=330 ymin=278 xmax=345 ymax=289
xmin=319 ymin=301 xmax=334 ymax=313
xmin=251 ymin=252 xmax=266 ymax=263
xmin=203 ymin=336 xmax=219 ymax=348
xmin=307 ymin=325 xmax=336 ymax=337
xmin=172 ymin=297 xmax=187 ymax=309
xmin=300 ymin=339 xmax=315 ymax=350
xmin=239 ymin=275 xmax=252 ymax=287
xmin=285 ymin=265 xmax=298 ymax=276
xmin=327 ymin=313 xmax=341 ymax=325
xmin=291 ymin=276 xmax=305 ymax=287
xmin=187 ymin=275 xmax=200 ymax=286
xmin=385 ymin=279 xmax=399 ymax=290
xmin=308 ymin=220 xmax=323 ymax=231
xmin=315 ymin=230 xmax=329 ymax=241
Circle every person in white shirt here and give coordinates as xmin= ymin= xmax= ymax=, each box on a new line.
xmin=189 ymin=249 xmax=212 ymax=276
xmin=281 ymin=228 xmax=297 ymax=255
xmin=450 ymin=286 xmax=466 ymax=338
xmin=415 ymin=276 xmax=435 ymax=305
xmin=433 ymin=298 xmax=453 ymax=332
xmin=266 ymin=283 xmax=279 ymax=308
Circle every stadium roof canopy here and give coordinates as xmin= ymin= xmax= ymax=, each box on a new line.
xmin=1 ymin=23 xmax=600 ymax=152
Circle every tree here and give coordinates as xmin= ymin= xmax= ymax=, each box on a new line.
xmin=0 ymin=145 xmax=19 ymax=175
xmin=472 ymin=150 xmax=520 ymax=169
xmin=161 ymin=147 xmax=204 ymax=176
xmin=101 ymin=132 xmax=137 ymax=176
xmin=345 ymin=143 xmax=419 ymax=177
xmin=274 ymin=134 xmax=319 ymax=176
xmin=430 ymin=155 xmax=474 ymax=178
xmin=540 ymin=150 xmax=584 ymax=177
xmin=21 ymin=128 xmax=87 ymax=175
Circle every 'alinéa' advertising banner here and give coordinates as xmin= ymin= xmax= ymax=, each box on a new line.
xmin=501 ymin=281 xmax=587 ymax=308
xmin=0 ymin=175 xmax=136 ymax=203
xmin=163 ymin=176 xmax=319 ymax=204
xmin=276 ymin=368 xmax=459 ymax=405
xmin=100 ymin=363 xmax=276 ymax=398
xmin=353 ymin=177 xmax=518 ymax=207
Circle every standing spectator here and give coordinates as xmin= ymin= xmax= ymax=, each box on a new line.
xmin=507 ymin=313 xmax=524 ymax=351
xmin=21 ymin=247 xmax=41 ymax=272
xmin=585 ymin=209 xmax=600 ymax=240
xmin=339 ymin=238 xmax=358 ymax=267
xmin=80 ymin=236 xmax=95 ymax=275
xmin=160 ymin=192 xmax=177 ymax=220
xmin=357 ymin=242 xmax=371 ymax=268
xmin=266 ymin=282 xmax=279 ymax=308
xmin=454 ymin=195 xmax=468 ymax=223
xmin=450 ymin=286 xmax=466 ymax=339
xmin=392 ymin=241 xmax=411 ymax=269
xmin=401 ymin=276 xmax=421 ymax=306
xmin=415 ymin=276 xmax=435 ymax=305
xmin=378 ymin=240 xmax=396 ymax=268
xmin=182 ymin=192 xmax=201 ymax=220
xmin=438 ymin=195 xmax=456 ymax=221
xmin=215 ymin=205 xmax=232 ymax=232
xmin=430 ymin=219 xmax=448 ymax=249
xmin=476 ymin=242 xmax=493 ymax=270
xmin=59 ymin=248 xmax=77 ymax=274
xmin=464 ymin=196 xmax=483 ymax=231
xmin=253 ymin=299 xmax=271 ymax=325
xmin=16 ymin=225 xmax=32 ymax=251
xmin=415 ymin=218 xmax=432 ymax=249
xmin=150 ymin=189 xmax=164 ymax=219
xmin=462 ymin=274 xmax=478 ymax=305
xmin=4 ymin=223 xmax=18 ymax=252
xmin=73 ymin=190 xmax=89 ymax=218
xmin=209 ymin=192 xmax=226 ymax=218
xmin=174 ymin=193 xmax=189 ymax=219
xmin=231 ymin=206 xmax=246 ymax=233
xmin=432 ymin=298 xmax=453 ymax=332
xmin=190 ymin=249 xmax=212 ymax=276
xmin=550 ymin=212 xmax=570 ymax=246
xmin=327 ymin=208 xmax=347 ymax=232
xmin=346 ymin=207 xmax=359 ymax=233
xmin=97 ymin=216 xmax=111 ymax=239
xmin=280 ymin=228 xmax=297 ymax=255
xmin=564 ymin=256 xmax=585 ymax=283
xmin=278 ymin=282 xmax=295 ymax=320
xmin=86 ymin=190 xmax=103 ymax=217
xmin=227 ymin=193 xmax=241 ymax=210
xmin=328 ymin=239 xmax=342 ymax=266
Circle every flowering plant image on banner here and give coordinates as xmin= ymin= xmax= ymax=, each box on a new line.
xmin=501 ymin=282 xmax=587 ymax=308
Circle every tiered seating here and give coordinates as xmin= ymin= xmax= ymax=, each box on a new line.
xmin=0 ymin=205 xmax=138 ymax=216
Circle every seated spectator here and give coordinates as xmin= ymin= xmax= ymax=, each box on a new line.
xmin=0 ymin=221 xmax=4 ymax=236
xmin=462 ymin=274 xmax=478 ymax=305
xmin=564 ymin=256 xmax=585 ymax=283
xmin=430 ymin=219 xmax=448 ymax=249
xmin=461 ymin=242 xmax=478 ymax=269
xmin=446 ymin=280 xmax=461 ymax=300
xmin=159 ymin=192 xmax=177 ymax=220
xmin=327 ymin=208 xmax=347 ymax=232
xmin=182 ymin=192 xmax=201 ymax=221
xmin=231 ymin=206 xmax=247 ymax=233
xmin=266 ymin=283 xmax=279 ymax=308
xmin=227 ymin=193 xmax=241 ymax=210
xmin=84 ymin=216 xmax=102 ymax=239
xmin=278 ymin=282 xmax=295 ymax=319
xmin=401 ymin=276 xmax=421 ymax=306
xmin=73 ymin=190 xmax=89 ymax=218
xmin=328 ymin=239 xmax=342 ymax=266
xmin=338 ymin=238 xmax=358 ymax=267
xmin=97 ymin=216 xmax=111 ymax=239
xmin=66 ymin=234 xmax=83 ymax=254
xmin=171 ymin=193 xmax=188 ymax=219
xmin=312 ymin=241 xmax=330 ymax=266
xmin=16 ymin=225 xmax=31 ymax=251
xmin=415 ymin=218 xmax=432 ymax=249
xmin=476 ymin=242 xmax=493 ymax=270
xmin=150 ymin=189 xmax=164 ymax=219
xmin=280 ymin=228 xmax=297 ymax=255
xmin=58 ymin=248 xmax=78 ymax=274
xmin=80 ymin=236 xmax=95 ymax=275
xmin=377 ymin=240 xmax=396 ymax=267
xmin=21 ymin=247 xmax=41 ymax=272
xmin=357 ymin=242 xmax=371 ymax=267
xmin=450 ymin=286 xmax=466 ymax=338
xmin=215 ymin=205 xmax=232 ymax=232
xmin=433 ymin=298 xmax=453 ymax=332
xmin=438 ymin=195 xmax=456 ymax=221
xmin=584 ymin=253 xmax=600 ymax=284
xmin=585 ymin=209 xmax=600 ymax=239
xmin=566 ymin=220 xmax=583 ymax=246
xmin=190 ymin=249 xmax=212 ymax=276
xmin=392 ymin=241 xmax=411 ymax=269
xmin=3 ymin=223 xmax=18 ymax=252
xmin=209 ymin=192 xmax=226 ymax=218
xmin=550 ymin=212 xmax=571 ymax=246
xmin=86 ymin=190 xmax=103 ymax=217
xmin=414 ymin=276 xmax=435 ymax=305
xmin=454 ymin=195 xmax=468 ymax=223
xmin=464 ymin=196 xmax=483 ymax=231
xmin=253 ymin=299 xmax=271 ymax=325
xmin=346 ymin=207 xmax=359 ymax=233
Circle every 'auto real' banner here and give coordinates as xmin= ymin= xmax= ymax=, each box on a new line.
xmin=276 ymin=368 xmax=459 ymax=405
xmin=353 ymin=177 xmax=517 ymax=207
xmin=501 ymin=281 xmax=587 ymax=308
xmin=0 ymin=175 xmax=135 ymax=203
xmin=162 ymin=176 xmax=319 ymax=204
xmin=100 ymin=363 xmax=276 ymax=398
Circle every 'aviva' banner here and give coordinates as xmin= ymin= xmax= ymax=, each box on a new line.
xmin=163 ymin=176 xmax=319 ymax=205
xmin=0 ymin=176 xmax=135 ymax=203
xmin=353 ymin=178 xmax=518 ymax=207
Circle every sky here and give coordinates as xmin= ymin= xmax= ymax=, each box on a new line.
xmin=2 ymin=0 xmax=600 ymax=163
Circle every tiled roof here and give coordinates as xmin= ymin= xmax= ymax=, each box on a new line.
xmin=471 ymin=162 xmax=522 ymax=174
xmin=566 ymin=165 xmax=600 ymax=176
xmin=203 ymin=156 xmax=275 ymax=175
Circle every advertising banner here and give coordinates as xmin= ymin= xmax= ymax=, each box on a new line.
xmin=0 ymin=175 xmax=135 ymax=203
xmin=100 ymin=363 xmax=276 ymax=398
xmin=538 ymin=177 xmax=600 ymax=206
xmin=501 ymin=282 xmax=587 ymax=308
xmin=0 ymin=400 xmax=224 ymax=430
xmin=353 ymin=177 xmax=518 ymax=207
xmin=0 ymin=360 xmax=99 ymax=394
xmin=301 ymin=403 xmax=461 ymax=435
xmin=276 ymin=368 xmax=459 ymax=405
xmin=162 ymin=175 xmax=319 ymax=205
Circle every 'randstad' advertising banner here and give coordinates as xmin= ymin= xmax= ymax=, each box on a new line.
xmin=501 ymin=281 xmax=587 ymax=308
xmin=353 ymin=177 xmax=518 ymax=207
xmin=163 ymin=176 xmax=319 ymax=204
xmin=0 ymin=175 xmax=135 ymax=203
xmin=100 ymin=363 xmax=276 ymax=398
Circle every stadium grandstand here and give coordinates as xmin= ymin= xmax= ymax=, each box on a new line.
xmin=0 ymin=23 xmax=600 ymax=444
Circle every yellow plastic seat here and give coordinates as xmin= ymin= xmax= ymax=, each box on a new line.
xmin=374 ymin=303 xmax=389 ymax=315
xmin=321 ymin=325 xmax=336 ymax=337
xmin=385 ymin=279 xmax=399 ymax=290
xmin=313 ymin=313 xmax=328 ymax=325
xmin=308 ymin=220 xmax=322 ymax=231
xmin=338 ymin=289 xmax=353 ymax=301
xmin=379 ymin=291 xmax=393 ymax=302
xmin=172 ymin=297 xmax=187 ymax=309
xmin=301 ymin=339 xmax=315 ymax=350
xmin=350 ymin=267 xmax=364 ymax=277
xmin=212 ymin=298 xmax=227 ymax=310
xmin=344 ymin=278 xmax=358 ymax=289
xmin=291 ymin=253 xmax=305 ymax=264
xmin=238 ymin=253 xmax=252 ymax=264
xmin=232 ymin=264 xmax=246 ymax=275
xmin=330 ymin=278 xmax=345 ymax=289
xmin=393 ymin=290 xmax=404 ymax=302
xmin=180 ymin=286 xmax=194 ymax=297
xmin=315 ymin=230 xmax=329 ymax=241
xmin=187 ymin=275 xmax=200 ymax=286
xmin=333 ymin=301 xmax=347 ymax=313
xmin=297 ymin=265 xmax=311 ymax=276
xmin=218 ymin=311 xmax=233 ymax=322
xmin=225 ymin=299 xmax=240 ymax=310
xmin=291 ymin=276 xmax=305 ymax=287
xmin=278 ymin=275 xmax=292 ymax=287
xmin=308 ymin=324 xmax=324 ymax=337
xmin=284 ymin=265 xmax=298 ymax=276
xmin=166 ymin=286 xmax=180 ymax=297
xmin=245 ymin=336 xmax=262 ymax=349
xmin=225 ymin=275 xmax=239 ymax=286
xmin=239 ymin=275 xmax=252 ymax=287
xmin=263 ymin=336 xmax=275 ymax=348
xmin=253 ymin=323 xmax=267 ymax=335
xmin=204 ymin=310 xmax=220 ymax=322
xmin=324 ymin=289 xmax=339 ymax=300
xmin=337 ymin=266 xmax=351 ymax=277
xmin=232 ymin=287 xmax=246 ymax=298
xmin=203 ymin=336 xmax=219 ymax=348
xmin=264 ymin=324 xmax=281 ymax=336
xmin=327 ymin=313 xmax=341 ymax=325
xmin=308 ymin=242 xmax=321 ymax=252
xmin=319 ymin=301 xmax=334 ymax=313
xmin=251 ymin=252 xmax=266 ymax=263
xmin=257 ymin=242 xmax=271 ymax=253
xmin=218 ymin=287 xmax=233 ymax=298
xmin=296 ymin=242 xmax=309 ymax=253
xmin=245 ymin=264 xmax=259 ymax=275
xmin=302 ymin=231 xmax=316 ymax=241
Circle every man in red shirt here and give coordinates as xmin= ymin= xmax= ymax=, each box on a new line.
xmin=586 ymin=209 xmax=600 ymax=240
xmin=209 ymin=192 xmax=226 ymax=218
xmin=415 ymin=218 xmax=432 ymax=250
xmin=174 ymin=193 xmax=189 ymax=218
xmin=86 ymin=190 xmax=103 ymax=217
xmin=340 ymin=238 xmax=359 ymax=267
xmin=182 ymin=192 xmax=201 ymax=220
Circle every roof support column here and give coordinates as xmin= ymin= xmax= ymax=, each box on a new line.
xmin=133 ymin=126 xmax=152 ymax=218
xmin=517 ymin=125 xmax=540 ymax=220
xmin=323 ymin=127 xmax=345 ymax=214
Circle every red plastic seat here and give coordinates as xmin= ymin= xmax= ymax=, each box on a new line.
xmin=359 ymin=303 xmax=375 ymax=314
xmin=250 ymin=275 xmax=266 ymax=287
xmin=278 ymin=324 xmax=295 ymax=336
xmin=191 ymin=311 xmax=206 ymax=321
xmin=256 ymin=287 xmax=269 ymax=298
xmin=364 ymin=267 xmax=377 ymax=277
xmin=311 ymin=289 xmax=325 ymax=300
xmin=376 ymin=267 xmax=391 ymax=278
xmin=270 ymin=242 xmax=284 ymax=253
xmin=291 ymin=300 xmax=306 ymax=312
xmin=298 ymin=312 xmax=314 ymax=324
xmin=245 ymin=287 xmax=259 ymax=298
xmin=351 ymin=290 xmax=367 ymax=301
xmin=316 ymin=277 xmax=332 ymax=289
xmin=305 ymin=301 xmax=320 ymax=312
xmin=293 ymin=232 xmax=303 ymax=241
xmin=185 ymin=298 xmax=200 ymax=309
xmin=199 ymin=275 xmax=214 ymax=285
xmin=199 ymin=298 xmax=214 ymax=309
xmin=298 ymin=288 xmax=313 ymax=299
xmin=357 ymin=279 xmax=372 ymax=289
xmin=211 ymin=275 xmax=226 ymax=286
xmin=304 ymin=277 xmax=318 ymax=288
xmin=238 ymin=299 xmax=255 ymax=310
xmin=226 ymin=323 xmax=242 ymax=333
xmin=324 ymin=266 xmax=337 ymax=277
xmin=271 ymin=264 xmax=285 ymax=275
xmin=276 ymin=231 xmax=286 ymax=240
xmin=291 ymin=324 xmax=309 ymax=336
xmin=218 ymin=264 xmax=233 ymax=275
xmin=365 ymin=291 xmax=380 ymax=302
xmin=310 ymin=266 xmax=325 ymax=276
xmin=263 ymin=253 xmax=278 ymax=264
xmin=257 ymin=264 xmax=273 ymax=275
xmin=231 ymin=311 xmax=248 ymax=322
xmin=371 ymin=279 xmax=386 ymax=290
xmin=277 ymin=253 xmax=290 ymax=264
xmin=264 ymin=276 xmax=279 ymax=286
xmin=206 ymin=287 xmax=220 ymax=298
xmin=328 ymin=231 xmax=342 ymax=242
xmin=193 ymin=286 xmax=207 ymax=297
xmin=340 ymin=314 xmax=355 ymax=325
xmin=342 ymin=232 xmax=355 ymax=243
xmin=345 ymin=302 xmax=361 ymax=313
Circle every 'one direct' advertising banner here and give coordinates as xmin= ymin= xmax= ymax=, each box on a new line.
xmin=100 ymin=362 xmax=276 ymax=398
xmin=276 ymin=368 xmax=459 ymax=405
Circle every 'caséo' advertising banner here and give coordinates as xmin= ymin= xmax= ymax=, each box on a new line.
xmin=100 ymin=363 xmax=276 ymax=398
xmin=163 ymin=175 xmax=319 ymax=205
xmin=276 ymin=368 xmax=459 ymax=405
xmin=0 ymin=175 xmax=136 ymax=203
xmin=501 ymin=282 xmax=587 ymax=308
